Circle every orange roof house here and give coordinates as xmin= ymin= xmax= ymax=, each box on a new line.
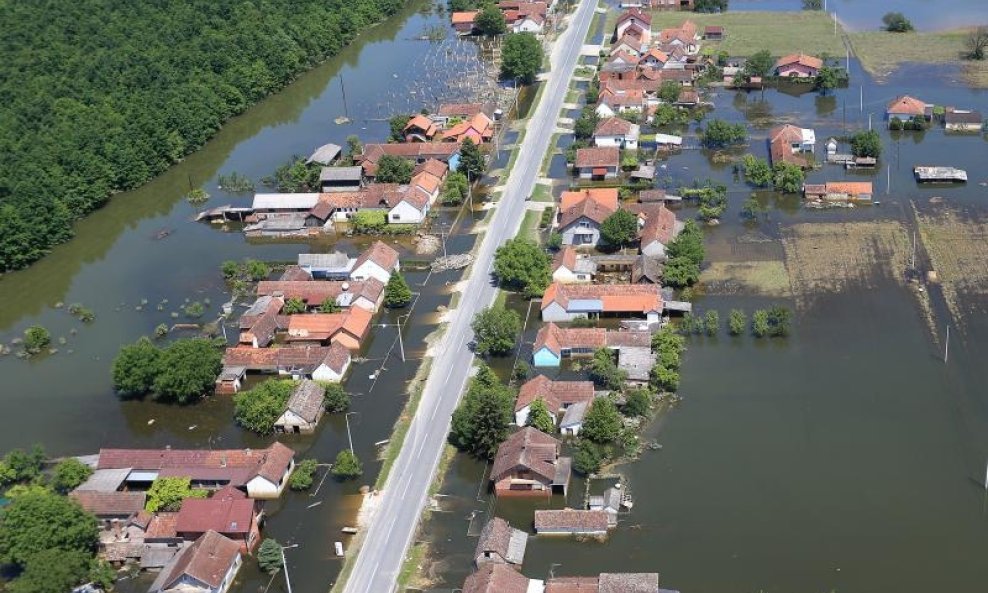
xmin=541 ymin=282 xmax=663 ymax=322
xmin=514 ymin=375 xmax=595 ymax=426
xmin=442 ymin=112 xmax=494 ymax=144
xmin=886 ymin=95 xmax=929 ymax=119
xmin=451 ymin=11 xmax=479 ymax=33
xmin=768 ymin=123 xmax=816 ymax=168
xmin=774 ymin=53 xmax=823 ymax=77
xmin=557 ymin=188 xmax=619 ymax=246
xmin=803 ymin=181 xmax=874 ymax=202
xmin=286 ymin=307 xmax=373 ymax=350
xmin=573 ymin=147 xmax=620 ymax=179
xmin=404 ymin=114 xmax=439 ymax=142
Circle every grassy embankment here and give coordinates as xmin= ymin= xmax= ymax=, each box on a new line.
xmin=848 ymin=30 xmax=988 ymax=87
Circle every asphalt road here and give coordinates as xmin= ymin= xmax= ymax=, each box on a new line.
xmin=342 ymin=3 xmax=599 ymax=592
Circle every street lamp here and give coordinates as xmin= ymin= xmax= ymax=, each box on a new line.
xmin=279 ymin=543 xmax=299 ymax=593
xmin=380 ymin=313 xmax=411 ymax=362
xmin=344 ymin=412 xmax=357 ymax=454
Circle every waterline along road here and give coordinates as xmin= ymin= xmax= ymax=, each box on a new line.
xmin=341 ymin=2 xmax=599 ymax=592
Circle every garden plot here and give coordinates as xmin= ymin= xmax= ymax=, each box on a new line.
xmin=915 ymin=206 xmax=988 ymax=324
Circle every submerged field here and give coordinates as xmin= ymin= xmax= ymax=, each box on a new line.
xmin=849 ymin=29 xmax=988 ymax=87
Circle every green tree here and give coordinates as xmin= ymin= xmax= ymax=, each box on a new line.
xmin=624 ymin=388 xmax=652 ymax=417
xmin=741 ymin=196 xmax=766 ymax=220
xmin=658 ymin=81 xmax=682 ymax=104
xmin=649 ymin=364 xmax=680 ymax=392
xmin=741 ymin=154 xmax=772 ymax=187
xmin=0 ymin=446 xmax=46 ymax=485
xmin=257 ymin=538 xmax=283 ymax=574
xmin=475 ymin=4 xmax=507 ymax=35
xmin=588 ymin=348 xmax=626 ymax=390
xmin=701 ymin=119 xmax=747 ymax=148
xmin=0 ymin=491 xmax=98 ymax=566
xmin=458 ymin=138 xmax=486 ymax=181
xmin=145 ymin=477 xmax=208 ymax=512
xmin=449 ymin=365 xmax=514 ymax=458
xmin=375 ymin=154 xmax=414 ymax=184
xmin=440 ymin=171 xmax=470 ymax=205
xmin=50 ymin=459 xmax=93 ymax=493
xmin=772 ymin=162 xmax=805 ymax=193
xmin=500 ymin=33 xmax=542 ymax=83
xmin=493 ymin=237 xmax=551 ymax=298
xmin=728 ymin=309 xmax=747 ymax=335
xmin=882 ymin=12 xmax=914 ymax=32
xmin=112 ymin=337 xmax=162 ymax=396
xmin=745 ymin=50 xmax=775 ymax=77
xmin=546 ymin=231 xmax=562 ymax=250
xmin=233 ymin=380 xmax=295 ymax=434
xmin=581 ymin=398 xmax=622 ymax=444
xmin=346 ymin=135 xmax=363 ymax=159
xmin=663 ymin=257 xmax=701 ymax=288
xmin=572 ymin=439 xmax=606 ymax=475
xmin=471 ymin=306 xmax=521 ymax=356
xmin=245 ymin=259 xmax=271 ymax=281
xmin=265 ymin=155 xmax=321 ymax=192
xmin=290 ymin=459 xmax=319 ymax=490
xmin=331 ymin=450 xmax=362 ymax=479
xmin=525 ymin=398 xmax=556 ymax=433
xmin=23 ymin=326 xmax=50 ymax=354
xmin=667 ymin=220 xmax=705 ymax=264
xmin=319 ymin=297 xmax=342 ymax=313
xmin=283 ymin=297 xmax=307 ymax=314
xmin=152 ymin=338 xmax=222 ymax=403
xmin=704 ymin=310 xmax=720 ymax=336
xmin=388 ymin=114 xmax=411 ymax=142
xmin=323 ymin=383 xmax=350 ymax=413
xmin=694 ymin=0 xmax=728 ymax=12
xmin=752 ymin=309 xmax=770 ymax=337
xmin=573 ymin=106 xmax=599 ymax=140
xmin=815 ymin=65 xmax=839 ymax=93
xmin=7 ymin=548 xmax=93 ymax=593
xmin=767 ymin=305 xmax=792 ymax=336
xmin=850 ymin=130 xmax=882 ymax=158
xmin=384 ymin=273 xmax=413 ymax=308
xmin=600 ymin=209 xmax=639 ymax=247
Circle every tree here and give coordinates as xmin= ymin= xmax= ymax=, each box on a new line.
xmin=145 ymin=477 xmax=208 ymax=512
xmin=772 ymin=162 xmax=805 ymax=193
xmin=501 ymin=33 xmax=542 ymax=83
xmin=0 ymin=491 xmax=98 ymax=566
xmin=233 ymin=380 xmax=295 ymax=434
xmin=331 ymin=450 xmax=362 ymax=479
xmin=728 ymin=309 xmax=747 ymax=335
xmin=22 ymin=325 xmax=50 ymax=354
xmin=265 ymin=155 xmax=321 ymax=192
xmin=588 ymin=348 xmax=626 ymax=390
xmin=767 ymin=305 xmax=792 ymax=336
xmin=573 ymin=106 xmax=599 ymax=140
xmin=741 ymin=196 xmax=766 ymax=220
xmin=283 ymin=296 xmax=307 ymax=314
xmin=572 ymin=439 xmax=606 ymax=475
xmin=319 ymin=297 xmax=342 ymax=313
xmin=663 ymin=257 xmax=700 ymax=288
xmin=50 ymin=459 xmax=93 ymax=493
xmin=667 ymin=220 xmax=705 ymax=264
xmin=388 ymin=114 xmax=411 ymax=142
xmin=458 ymin=138 xmax=486 ymax=181
xmin=257 ymin=538 xmax=284 ymax=574
xmin=650 ymin=364 xmax=680 ymax=392
xmin=740 ymin=154 xmax=772 ymax=187
xmin=152 ymin=338 xmax=222 ymax=403
xmin=0 ymin=445 xmax=46 ymax=485
xmin=384 ymin=273 xmax=413 ymax=308
xmin=7 ymin=548 xmax=93 ymax=593
xmin=624 ymin=388 xmax=652 ymax=417
xmin=850 ymin=130 xmax=882 ymax=158
xmin=701 ymin=119 xmax=747 ymax=148
xmin=440 ymin=171 xmax=470 ymax=205
xmin=546 ymin=231 xmax=562 ymax=250
xmin=375 ymin=154 xmax=413 ymax=184
xmin=966 ymin=26 xmax=988 ymax=60
xmin=449 ymin=365 xmax=514 ymax=459
xmin=752 ymin=309 xmax=770 ymax=337
xmin=185 ymin=188 xmax=210 ymax=210
xmin=471 ymin=306 xmax=521 ymax=356
xmin=694 ymin=0 xmax=728 ymax=12
xmin=581 ymin=398 xmax=622 ymax=444
xmin=802 ymin=0 xmax=822 ymax=9
xmin=493 ymin=238 xmax=551 ymax=298
xmin=704 ymin=310 xmax=720 ymax=336
xmin=346 ymin=135 xmax=363 ymax=159
xmin=882 ymin=12 xmax=914 ymax=32
xmin=526 ymin=398 xmax=556 ymax=433
xmin=112 ymin=337 xmax=162 ymax=395
xmin=815 ymin=65 xmax=839 ymax=93
xmin=324 ymin=383 xmax=350 ymax=413
xmin=475 ymin=4 xmax=507 ymax=35
xmin=290 ymin=459 xmax=318 ymax=490
xmin=245 ymin=259 xmax=271 ymax=281
xmin=745 ymin=49 xmax=775 ymax=77
xmin=658 ymin=80 xmax=682 ymax=104
xmin=600 ymin=209 xmax=639 ymax=247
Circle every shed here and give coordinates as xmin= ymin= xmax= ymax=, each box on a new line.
xmin=475 ymin=517 xmax=528 ymax=567
xmin=533 ymin=509 xmax=610 ymax=535
xmin=320 ymin=166 xmax=363 ymax=192
xmin=274 ymin=380 xmax=326 ymax=434
xmin=306 ymin=143 xmax=342 ymax=165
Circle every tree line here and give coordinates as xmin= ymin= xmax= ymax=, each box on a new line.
xmin=0 ymin=0 xmax=404 ymax=273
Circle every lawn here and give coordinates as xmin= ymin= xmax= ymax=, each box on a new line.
xmin=848 ymin=29 xmax=988 ymax=87
xmin=518 ymin=209 xmax=542 ymax=240
xmin=648 ymin=11 xmax=846 ymax=58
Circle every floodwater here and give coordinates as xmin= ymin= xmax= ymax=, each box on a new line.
xmin=413 ymin=42 xmax=988 ymax=593
xmin=729 ymin=0 xmax=988 ymax=32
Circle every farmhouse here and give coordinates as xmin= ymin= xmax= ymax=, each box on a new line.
xmin=490 ymin=427 xmax=571 ymax=497
xmin=540 ymin=282 xmax=664 ymax=323
xmin=886 ymin=95 xmax=930 ymax=122
xmin=475 ymin=517 xmax=529 ymax=568
xmin=615 ymin=8 xmax=652 ymax=42
xmin=944 ymin=109 xmax=983 ymax=131
xmin=532 ymin=323 xmax=651 ymax=367
xmin=174 ymin=487 xmax=261 ymax=554
xmin=551 ymin=246 xmax=598 ymax=283
xmin=803 ymin=181 xmax=874 ymax=203
xmin=574 ymin=147 xmax=620 ymax=180
xmin=273 ymin=380 xmax=326 ymax=434
xmin=774 ymin=54 xmax=822 ymax=78
xmin=218 ymin=343 xmax=351 ymax=393
xmin=462 ymin=563 xmax=539 ymax=593
xmin=256 ymin=278 xmax=385 ymax=312
xmin=514 ymin=375 xmax=596 ymax=427
xmin=319 ymin=166 xmax=363 ymax=193
xmin=557 ymin=188 xmax=619 ymax=246
xmin=768 ymin=123 xmax=816 ymax=168
xmin=286 ymin=308 xmax=373 ymax=350
xmin=148 ymin=530 xmax=242 ymax=593
xmin=593 ymin=117 xmax=640 ymax=149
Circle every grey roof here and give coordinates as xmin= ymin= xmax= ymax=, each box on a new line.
xmin=307 ymin=143 xmax=342 ymax=165
xmin=243 ymin=295 xmax=278 ymax=318
xmin=476 ymin=517 xmax=528 ymax=565
xmin=75 ymin=468 xmax=130 ymax=492
xmin=284 ymin=380 xmax=326 ymax=423
xmin=251 ymin=193 xmax=320 ymax=210
xmin=600 ymin=573 xmax=660 ymax=593
xmin=630 ymin=165 xmax=655 ymax=180
xmin=298 ymin=252 xmax=353 ymax=271
xmin=574 ymin=258 xmax=598 ymax=275
xmin=320 ymin=166 xmax=363 ymax=182
xmin=618 ymin=346 xmax=655 ymax=382
xmin=244 ymin=213 xmax=308 ymax=232
xmin=560 ymin=400 xmax=590 ymax=428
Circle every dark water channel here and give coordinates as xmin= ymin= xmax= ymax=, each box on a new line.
xmin=417 ymin=44 xmax=988 ymax=593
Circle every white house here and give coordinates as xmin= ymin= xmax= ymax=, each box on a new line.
xmin=559 ymin=400 xmax=590 ymax=436
xmin=593 ymin=117 xmax=640 ymax=150
xmin=149 ymin=531 xmax=242 ymax=593
xmin=310 ymin=342 xmax=352 ymax=383
xmin=273 ymin=380 xmax=326 ymax=434
xmin=615 ymin=8 xmax=652 ymax=43
xmin=350 ymin=241 xmax=400 ymax=284
xmin=551 ymin=246 xmax=597 ymax=284
xmin=244 ymin=442 xmax=296 ymax=499
xmin=511 ymin=13 xmax=544 ymax=33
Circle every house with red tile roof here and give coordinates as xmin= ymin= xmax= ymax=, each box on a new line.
xmin=540 ymin=282 xmax=663 ymax=323
xmin=551 ymin=246 xmax=597 ymax=284
xmin=149 ymin=530 xmax=242 ymax=593
xmin=615 ymin=8 xmax=652 ymax=43
xmin=274 ymin=380 xmax=326 ymax=434
xmin=514 ymin=375 xmax=595 ymax=427
xmin=886 ymin=95 xmax=930 ymax=122
xmin=544 ymin=572 xmax=662 ymax=593
xmin=357 ymin=142 xmax=461 ymax=177
xmin=441 ymin=112 xmax=495 ymax=144
xmin=403 ymin=114 xmax=439 ymax=142
xmin=768 ymin=123 xmax=816 ymax=169
xmin=594 ymin=117 xmax=640 ymax=150
xmin=350 ymin=240 xmax=400 ymax=284
xmin=490 ymin=427 xmax=571 ymax=497
xmin=610 ymin=35 xmax=648 ymax=57
xmin=475 ymin=517 xmax=529 ymax=568
xmin=256 ymin=277 xmax=385 ymax=312
xmin=803 ymin=181 xmax=874 ymax=203
xmin=557 ymin=188 xmax=619 ymax=247
xmin=774 ymin=53 xmax=823 ymax=77
xmin=286 ymin=307 xmax=373 ymax=351
xmin=462 ymin=563 xmax=536 ymax=593
xmin=534 ymin=509 xmax=611 ymax=536
xmin=175 ymin=488 xmax=261 ymax=553
xmin=217 ymin=343 xmax=351 ymax=393
xmin=636 ymin=203 xmax=682 ymax=258
xmin=574 ymin=147 xmax=620 ymax=180
xmin=532 ymin=323 xmax=650 ymax=367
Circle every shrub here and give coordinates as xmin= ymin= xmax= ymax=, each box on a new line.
xmin=22 ymin=326 xmax=50 ymax=354
xmin=290 ymin=459 xmax=318 ymax=490
xmin=257 ymin=538 xmax=283 ymax=574
xmin=331 ymin=450 xmax=362 ymax=479
xmin=323 ymin=384 xmax=350 ymax=413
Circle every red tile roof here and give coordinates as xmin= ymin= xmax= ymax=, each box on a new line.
xmin=69 ymin=491 xmax=146 ymax=516
xmin=451 ymin=11 xmax=478 ymax=25
xmin=491 ymin=427 xmax=561 ymax=484
xmin=775 ymin=53 xmax=823 ymax=71
xmin=574 ymin=147 xmax=619 ymax=169
xmin=551 ymin=245 xmax=578 ymax=273
xmin=541 ymin=282 xmax=663 ymax=314
xmin=354 ymin=240 xmax=399 ymax=273
xmin=594 ymin=117 xmax=634 ymax=137
xmin=98 ymin=442 xmax=294 ymax=487
xmin=175 ymin=497 xmax=256 ymax=535
xmin=462 ymin=563 xmax=530 ymax=593
xmin=222 ymin=344 xmax=350 ymax=375
xmin=616 ymin=8 xmax=652 ymax=27
xmin=438 ymin=102 xmax=484 ymax=117
xmin=534 ymin=509 xmax=610 ymax=532
xmin=153 ymin=531 xmax=240 ymax=591
xmin=257 ymin=277 xmax=384 ymax=306
xmin=887 ymin=95 xmax=927 ymax=116
xmin=546 ymin=576 xmax=601 ymax=593
xmin=516 ymin=375 xmax=595 ymax=412
xmin=533 ymin=323 xmax=607 ymax=355
xmin=639 ymin=203 xmax=678 ymax=248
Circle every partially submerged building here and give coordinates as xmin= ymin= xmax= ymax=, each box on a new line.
xmin=475 ymin=517 xmax=529 ymax=568
xmin=490 ymin=427 xmax=571 ymax=497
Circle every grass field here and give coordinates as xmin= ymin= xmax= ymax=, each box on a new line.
xmin=700 ymin=260 xmax=791 ymax=296
xmin=848 ymin=30 xmax=988 ymax=87
xmin=648 ymin=11 xmax=846 ymax=57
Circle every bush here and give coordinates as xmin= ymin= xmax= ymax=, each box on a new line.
xmin=351 ymin=210 xmax=387 ymax=234
xmin=384 ymin=273 xmax=413 ymax=308
xmin=376 ymin=154 xmax=413 ymax=184
xmin=624 ymin=388 xmax=652 ymax=417
xmin=740 ymin=154 xmax=772 ymax=187
xmin=588 ymin=348 xmax=626 ymax=390
xmin=331 ymin=450 xmax=362 ymax=479
xmin=233 ymin=380 xmax=295 ymax=434
xmin=245 ymin=259 xmax=270 ymax=281
xmin=701 ymin=119 xmax=747 ymax=148
xmin=6 ymin=547 xmax=93 ymax=593
xmin=0 ymin=445 xmax=46 ymax=486
xmin=600 ymin=209 xmax=639 ymax=247
xmin=323 ymin=383 xmax=350 ymax=413
xmin=772 ymin=162 xmax=805 ymax=194
xmin=50 ymin=459 xmax=93 ymax=493
xmin=882 ymin=11 xmax=914 ymax=32
xmin=572 ymin=439 xmax=606 ymax=475
xmin=752 ymin=309 xmax=770 ymax=337
xmin=144 ymin=477 xmax=207 ymax=512
xmin=182 ymin=301 xmax=206 ymax=318
xmin=850 ymin=130 xmax=882 ymax=159
xmin=525 ymin=398 xmax=556 ymax=433
xmin=728 ymin=309 xmax=747 ymax=335
xmin=22 ymin=326 xmax=50 ymax=354
xmin=767 ymin=306 xmax=792 ymax=337
xmin=257 ymin=538 xmax=283 ymax=574
xmin=440 ymin=171 xmax=470 ymax=205
xmin=290 ymin=459 xmax=319 ymax=490
xmin=703 ymin=310 xmax=720 ymax=336
xmin=282 ymin=297 xmax=307 ymax=314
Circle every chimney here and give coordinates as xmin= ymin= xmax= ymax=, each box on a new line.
xmin=341 ymin=282 xmax=350 ymax=292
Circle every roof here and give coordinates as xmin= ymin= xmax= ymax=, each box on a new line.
xmin=639 ymin=189 xmax=666 ymax=203
xmin=462 ymin=563 xmax=531 ymax=593
xmin=288 ymin=308 xmax=372 ymax=343
xmin=98 ymin=442 xmax=294 ymax=487
xmin=252 ymin=193 xmax=320 ymax=211
xmin=306 ymin=143 xmax=342 ymax=165
xmin=574 ymin=147 xmax=619 ymax=169
xmin=534 ymin=509 xmax=610 ymax=532
xmin=69 ymin=491 xmax=146 ymax=516
xmin=75 ymin=467 xmax=130 ymax=492
xmin=643 ymin=48 xmax=668 ymax=63
xmin=775 ymin=53 xmax=823 ymax=70
xmin=517 ymin=375 xmax=595 ymax=412
xmin=442 ymin=112 xmax=494 ymax=143
xmin=559 ymin=188 xmax=620 ymax=228
xmin=885 ymin=95 xmax=926 ymax=115
xmin=257 ymin=278 xmax=385 ymax=306
xmin=551 ymin=246 xmax=597 ymax=275
xmin=223 ymin=344 xmax=350 ymax=374
xmin=354 ymin=240 xmax=399 ymax=272
xmin=546 ymin=577 xmax=601 ymax=593
xmin=175 ymin=496 xmax=255 ymax=535
xmin=769 ymin=124 xmax=812 ymax=166
xmin=825 ymin=181 xmax=873 ymax=196
xmin=297 ymin=252 xmax=352 ymax=271
xmin=604 ymin=330 xmax=651 ymax=348
xmin=451 ymin=10 xmax=479 ymax=24
xmin=704 ymin=25 xmax=724 ymax=33
xmin=320 ymin=166 xmax=363 ymax=182
xmin=945 ymin=110 xmax=983 ymax=124
xmin=616 ymin=8 xmax=651 ymax=26
xmin=285 ymin=380 xmax=326 ymax=423
xmin=413 ymin=158 xmax=449 ymax=180
xmin=541 ymin=282 xmax=663 ymax=314
xmin=599 ymin=573 xmax=660 ymax=593
xmin=145 ymin=512 xmax=180 ymax=539
xmin=491 ymin=427 xmax=561 ymax=484
xmin=559 ymin=400 xmax=590 ymax=428
xmin=594 ymin=117 xmax=635 ymax=137
xmin=438 ymin=102 xmax=484 ymax=117
xmin=280 ymin=266 xmax=312 ymax=281
xmin=151 ymin=531 xmax=241 ymax=593
xmin=640 ymin=204 xmax=678 ymax=248
xmin=533 ymin=323 xmax=608 ymax=355
xmin=476 ymin=517 xmax=528 ymax=565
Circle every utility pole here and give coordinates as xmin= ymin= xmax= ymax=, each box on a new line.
xmin=944 ymin=325 xmax=950 ymax=364
xmin=344 ymin=412 xmax=356 ymax=454
xmin=280 ymin=544 xmax=299 ymax=593
xmin=911 ymin=229 xmax=916 ymax=270
xmin=868 ymin=113 xmax=872 ymax=131
xmin=887 ymin=165 xmax=891 ymax=195
xmin=860 ymin=86 xmax=863 ymax=111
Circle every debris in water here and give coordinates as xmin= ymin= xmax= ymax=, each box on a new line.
xmin=147 ymin=419 xmax=155 ymax=425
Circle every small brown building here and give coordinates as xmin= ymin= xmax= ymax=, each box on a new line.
xmin=475 ymin=517 xmax=529 ymax=567
xmin=490 ymin=427 xmax=571 ymax=497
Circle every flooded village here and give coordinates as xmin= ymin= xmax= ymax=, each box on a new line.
xmin=1 ymin=1 xmax=988 ymax=593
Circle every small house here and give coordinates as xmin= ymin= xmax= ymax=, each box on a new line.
xmin=574 ymin=147 xmax=620 ymax=180
xmin=533 ymin=509 xmax=610 ymax=536
xmin=474 ymin=517 xmax=528 ymax=568
xmin=451 ymin=11 xmax=478 ymax=34
xmin=297 ymin=252 xmax=353 ymax=280
xmin=532 ymin=323 xmax=607 ymax=367
xmin=557 ymin=188 xmax=619 ymax=246
xmin=944 ymin=109 xmax=983 ymax=131
xmin=774 ymin=53 xmax=822 ymax=78
xmin=558 ymin=400 xmax=590 ymax=436
xmin=69 ymin=491 xmax=147 ymax=525
xmin=637 ymin=203 xmax=682 ymax=258
xmin=803 ymin=181 xmax=874 ymax=203
xmin=490 ymin=427 xmax=571 ymax=497
xmin=768 ymin=124 xmax=816 ymax=168
xmin=886 ymin=95 xmax=930 ymax=122
xmin=639 ymin=48 xmax=669 ymax=68
xmin=403 ymin=115 xmax=439 ymax=142
xmin=551 ymin=246 xmax=597 ymax=283
xmin=593 ymin=117 xmax=640 ymax=150
xmin=274 ymin=380 xmax=326 ymax=434
xmin=514 ymin=375 xmax=595 ymax=427
xmin=319 ymin=167 xmax=363 ymax=193
xmin=461 ymin=564 xmax=538 ymax=593
xmin=306 ymin=143 xmax=342 ymax=166
xmin=615 ymin=8 xmax=652 ymax=42
xmin=256 ymin=278 xmax=385 ymax=312
xmin=441 ymin=112 xmax=495 ymax=144
xmin=350 ymin=241 xmax=400 ymax=284
xmin=703 ymin=25 xmax=724 ymax=40
xmin=540 ymin=282 xmax=664 ymax=323
xmin=148 ymin=530 xmax=242 ymax=593
xmin=219 ymin=344 xmax=351 ymax=391
xmin=286 ymin=308 xmax=373 ymax=351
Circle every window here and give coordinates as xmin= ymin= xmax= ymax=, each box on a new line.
xmin=392 ymin=214 xmax=401 ymax=221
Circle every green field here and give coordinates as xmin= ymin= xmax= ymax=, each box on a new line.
xmin=849 ymin=29 xmax=988 ymax=87
xmin=648 ymin=11 xmax=846 ymax=58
